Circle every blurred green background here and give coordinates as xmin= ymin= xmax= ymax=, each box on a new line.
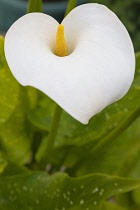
xmin=0 ymin=0 xmax=139 ymax=51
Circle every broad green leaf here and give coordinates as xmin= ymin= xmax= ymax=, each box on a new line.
xmin=71 ymin=116 xmax=140 ymax=177
xmin=0 ymin=37 xmax=33 ymax=164
xmin=0 ymin=37 xmax=20 ymax=123
xmin=0 ymin=67 xmax=20 ymax=123
xmin=0 ymin=88 xmax=33 ymax=165
xmin=0 ymin=36 xmax=39 ymax=165
xmin=0 ymin=86 xmax=40 ymax=165
xmin=1 ymin=165 xmax=140 ymax=210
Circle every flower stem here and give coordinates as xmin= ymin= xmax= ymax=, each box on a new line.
xmin=27 ymin=0 xmax=42 ymax=13
xmin=46 ymin=105 xmax=62 ymax=156
xmin=65 ymin=0 xmax=77 ymax=16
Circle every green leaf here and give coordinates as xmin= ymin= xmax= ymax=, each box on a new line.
xmin=0 ymin=67 xmax=20 ymax=123
xmin=0 ymin=165 xmax=140 ymax=210
xmin=0 ymin=37 xmax=37 ymax=165
xmin=0 ymin=36 xmax=39 ymax=165
xmin=70 ymin=108 xmax=140 ymax=177
xmin=0 ymin=88 xmax=33 ymax=165
xmin=0 ymin=37 xmax=20 ymax=123
xmin=80 ymin=117 xmax=140 ymax=177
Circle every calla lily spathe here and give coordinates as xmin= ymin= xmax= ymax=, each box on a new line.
xmin=4 ymin=4 xmax=135 ymax=124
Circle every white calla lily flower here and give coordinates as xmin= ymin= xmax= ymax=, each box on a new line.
xmin=4 ymin=3 xmax=135 ymax=124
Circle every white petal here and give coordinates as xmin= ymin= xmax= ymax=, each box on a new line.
xmin=5 ymin=13 xmax=59 ymax=85
xmin=5 ymin=4 xmax=135 ymax=124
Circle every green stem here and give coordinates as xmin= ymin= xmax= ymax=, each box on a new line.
xmin=27 ymin=0 xmax=42 ymax=13
xmin=65 ymin=0 xmax=77 ymax=16
xmin=46 ymin=105 xmax=63 ymax=156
